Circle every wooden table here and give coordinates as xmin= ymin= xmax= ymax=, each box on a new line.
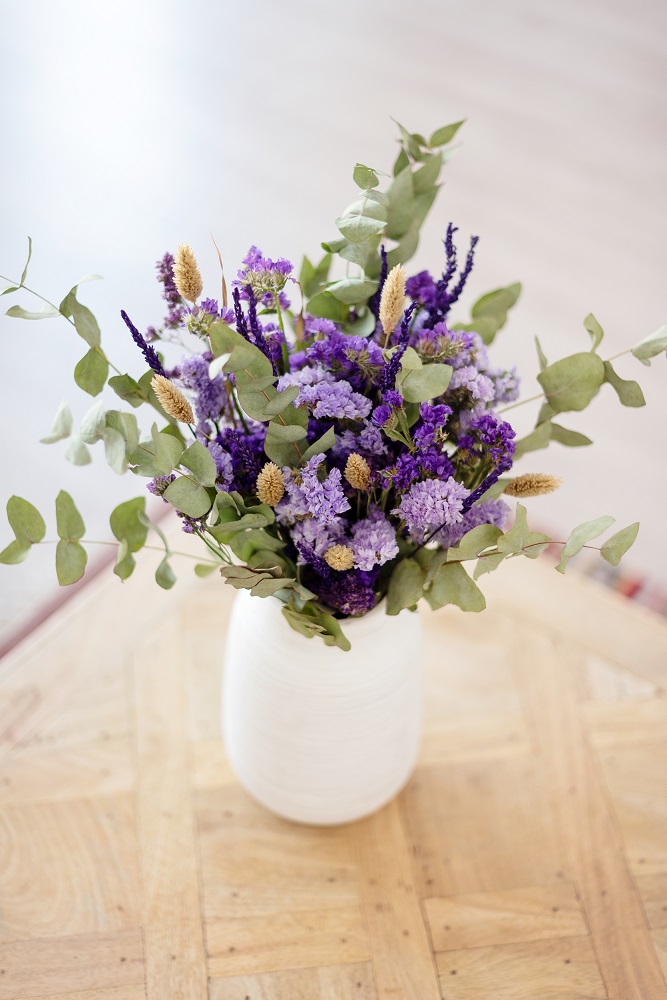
xmin=1 ymin=538 xmax=666 ymax=1000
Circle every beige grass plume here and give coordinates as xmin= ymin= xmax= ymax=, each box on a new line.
xmin=380 ymin=264 xmax=407 ymax=344
xmin=324 ymin=544 xmax=355 ymax=571
xmin=256 ymin=462 xmax=285 ymax=506
xmin=345 ymin=453 xmax=370 ymax=490
xmin=151 ymin=374 xmax=194 ymax=424
xmin=173 ymin=243 xmax=203 ymax=303
xmin=503 ymin=473 xmax=561 ymax=498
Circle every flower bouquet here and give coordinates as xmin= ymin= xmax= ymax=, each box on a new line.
xmin=1 ymin=121 xmax=665 ymax=655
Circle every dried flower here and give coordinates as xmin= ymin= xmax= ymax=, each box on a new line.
xmin=173 ymin=243 xmax=203 ymax=303
xmin=345 ymin=453 xmax=370 ymax=490
xmin=324 ymin=544 xmax=355 ymax=571
xmin=256 ymin=462 xmax=285 ymax=506
xmin=503 ymin=473 xmax=561 ymax=497
xmin=379 ymin=264 xmax=407 ymax=341
xmin=151 ymin=374 xmax=194 ymax=424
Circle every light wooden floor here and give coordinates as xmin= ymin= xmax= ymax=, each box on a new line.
xmin=1 ymin=540 xmax=667 ymax=999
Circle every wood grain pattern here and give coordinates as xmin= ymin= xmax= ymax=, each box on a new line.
xmin=0 ymin=523 xmax=665 ymax=998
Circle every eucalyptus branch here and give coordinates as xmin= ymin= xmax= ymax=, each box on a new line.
xmin=36 ymin=538 xmax=220 ymax=564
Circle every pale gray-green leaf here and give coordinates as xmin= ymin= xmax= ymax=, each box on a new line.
xmin=56 ymin=539 xmax=87 ymax=585
xmin=556 ymin=514 xmax=615 ymax=573
xmin=429 ymin=120 xmax=465 ymax=146
xmin=20 ymin=236 xmax=33 ymax=285
xmin=64 ymin=434 xmax=92 ymax=465
xmin=600 ymin=522 xmax=640 ymax=567
xmin=7 ymin=496 xmax=46 ymax=546
xmin=537 ymin=352 xmax=605 ymax=413
xmin=110 ymin=497 xmax=147 ymax=552
xmin=550 ymin=423 xmax=593 ymax=447
xmin=426 ymin=561 xmax=486 ymax=612
xmin=584 ymin=313 xmax=604 ymax=351
xmin=6 ymin=303 xmax=59 ymax=320
xmin=328 ymin=277 xmax=378 ymax=305
xmin=181 ymin=440 xmax=218 ymax=486
xmin=40 ymin=400 xmax=73 ymax=444
xmin=353 ymin=163 xmax=379 ymax=189
xmin=55 ymin=490 xmax=85 ymax=540
xmin=603 ymin=361 xmax=646 ymax=407
xmin=386 ymin=558 xmax=424 ymax=615
xmin=631 ymin=324 xmax=667 ymax=363
xmin=163 ymin=476 xmax=213 ymax=518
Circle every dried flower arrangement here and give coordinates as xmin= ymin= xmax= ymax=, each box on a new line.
xmin=1 ymin=121 xmax=665 ymax=650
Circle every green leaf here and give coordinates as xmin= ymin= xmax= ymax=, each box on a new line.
xmin=55 ymin=490 xmax=85 ymax=540
xmin=413 ymin=152 xmax=442 ymax=194
xmin=108 ymin=373 xmax=150 ymax=408
xmin=426 ymin=561 xmax=486 ymax=612
xmin=397 ymin=360 xmax=453 ymax=402
xmin=59 ymin=289 xmax=101 ymax=347
xmin=535 ymin=337 xmax=548 ymax=371
xmin=320 ymin=237 xmax=348 ymax=254
xmin=429 ymin=121 xmax=465 ymax=146
xmin=64 ymin=435 xmax=92 ymax=465
xmin=386 ymin=165 xmax=415 ymax=240
xmin=163 ymin=476 xmax=213 ymax=518
xmin=264 ymin=405 xmax=309 ymax=465
xmin=443 ymin=523 xmax=503 ymax=564
xmin=113 ymin=540 xmax=136 ymax=581
xmin=129 ymin=423 xmax=183 ymax=477
xmin=103 ymin=427 xmax=127 ymax=475
xmin=631 ymin=324 xmax=667 ymax=364
xmin=522 ymin=531 xmax=552 ymax=559
xmin=74 ymin=347 xmax=108 ymax=396
xmin=497 ymin=504 xmax=529 ymax=555
xmin=305 ymin=290 xmax=349 ymax=323
xmin=0 ymin=539 xmax=30 ymax=565
xmin=1 ymin=285 xmax=19 ymax=296
xmin=602 ymin=361 xmax=646 ymax=407
xmin=353 ymin=163 xmax=379 ymax=189
xmin=392 ymin=120 xmax=425 ymax=161
xmin=299 ymin=253 xmax=332 ymax=298
xmin=537 ymin=352 xmax=605 ymax=413
xmin=328 ymin=277 xmax=378 ymax=306
xmin=6 ymin=303 xmax=59 ymax=320
xmin=556 ymin=515 xmax=615 ymax=573
xmin=56 ymin=539 xmax=87 ymax=585
xmin=339 ymin=238 xmax=381 ymax=271
xmin=584 ymin=313 xmax=604 ymax=351
xmin=336 ymin=212 xmax=386 ymax=244
xmin=513 ymin=420 xmax=552 ymax=459
xmin=550 ymin=423 xmax=593 ymax=447
xmin=265 ymin=422 xmax=308 ymax=443
xmin=106 ymin=410 xmax=139 ymax=454
xmin=20 ymin=236 xmax=33 ymax=285
xmin=468 ymin=283 xmax=522 ymax=345
xmin=194 ymin=562 xmax=219 ymax=578
xmin=155 ymin=556 xmax=177 ymax=590
xmin=181 ymin=440 xmax=218 ymax=486
xmin=393 ymin=146 xmax=410 ymax=177
xmin=7 ymin=496 xmax=46 ymax=546
xmin=386 ymin=219 xmax=421 ymax=270
xmin=300 ymin=426 xmax=336 ymax=464
xmin=282 ymin=604 xmax=351 ymax=652
xmin=386 ymin=558 xmax=424 ymax=615
xmin=40 ymin=400 xmax=73 ymax=444
xmin=600 ymin=522 xmax=640 ymax=567
xmin=79 ymin=399 xmax=107 ymax=444
xmin=110 ymin=497 xmax=148 ymax=552
xmin=473 ymin=551 xmax=507 ymax=580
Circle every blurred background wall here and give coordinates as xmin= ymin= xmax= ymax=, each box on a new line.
xmin=1 ymin=0 xmax=666 ymax=644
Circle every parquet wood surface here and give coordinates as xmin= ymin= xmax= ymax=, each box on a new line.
xmin=1 ymin=535 xmax=666 ymax=999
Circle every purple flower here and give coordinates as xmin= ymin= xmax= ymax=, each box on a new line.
xmin=121 ymin=310 xmax=166 ymax=376
xmin=457 ymin=413 xmax=516 ymax=467
xmin=298 ymin=380 xmax=371 ymax=421
xmin=433 ymin=497 xmax=509 ymax=549
xmin=333 ymin=421 xmax=388 ymax=461
xmin=277 ymin=455 xmax=350 ymax=526
xmin=315 ymin=570 xmax=377 ymax=616
xmin=376 ymin=453 xmax=420 ymax=491
xmin=217 ymin=425 xmax=267 ymax=494
xmin=291 ymin=518 xmax=344 ymax=563
xmin=178 ymin=354 xmax=228 ymax=424
xmin=449 ymin=366 xmax=495 ymax=403
xmin=382 ymin=389 xmax=403 ymax=408
xmin=206 ymin=442 xmax=234 ymax=490
xmin=392 ymin=477 xmax=470 ymax=541
xmin=235 ymin=245 xmax=293 ymax=296
xmin=488 ymin=366 xmax=521 ymax=404
xmin=350 ymin=509 xmax=399 ymax=571
xmin=406 ymin=270 xmax=437 ymax=307
xmin=154 ymin=252 xmax=187 ymax=332
xmin=371 ymin=404 xmax=392 ymax=427
xmin=147 ymin=474 xmax=175 ymax=499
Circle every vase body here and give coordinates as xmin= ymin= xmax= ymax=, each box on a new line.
xmin=222 ymin=589 xmax=423 ymax=825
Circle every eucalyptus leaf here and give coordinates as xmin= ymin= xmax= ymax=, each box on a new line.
xmin=320 ymin=237 xmax=347 ymax=254
xmin=282 ymin=604 xmax=351 ymax=652
xmin=556 ymin=514 xmax=615 ymax=573
xmin=56 ymin=539 xmax=87 ymax=585
xmin=535 ymin=337 xmax=548 ymax=370
xmin=300 ymin=426 xmax=336 ymax=463
xmin=0 ymin=539 xmax=30 ymax=565
xmin=537 ymin=352 xmax=605 ymax=413
xmin=467 ymin=283 xmax=521 ymax=345
xmin=110 ymin=497 xmax=148 ymax=553
xmin=353 ymin=163 xmax=379 ymax=189
xmin=114 ymin=540 xmax=136 ymax=581
xmin=631 ymin=324 xmax=667 ymax=364
xmin=64 ymin=434 xmax=92 ymax=465
xmin=181 ymin=440 xmax=218 ymax=486
xmin=6 ymin=303 xmax=60 ymax=320
xmin=398 ymin=360 xmax=453 ymax=402
xmin=1 ymin=286 xmax=19 ymax=296
xmin=194 ymin=562 xmax=219 ymax=578
xmin=386 ymin=558 xmax=424 ymax=615
xmin=108 ymin=373 xmax=150 ymax=408
xmin=426 ymin=561 xmax=486 ymax=612
xmin=74 ymin=347 xmax=108 ymax=396
xmin=79 ymin=399 xmax=107 ymax=444
xmin=497 ymin=504 xmax=529 ymax=555
xmin=473 ymin=551 xmax=506 ymax=580
xmin=550 ymin=423 xmax=593 ymax=447
xmin=40 ymin=400 xmax=73 ymax=444
xmin=260 ymin=385 xmax=300 ymax=418
xmin=386 ymin=220 xmax=421 ymax=270
xmin=163 ymin=476 xmax=213 ymax=518
xmin=328 ymin=277 xmax=378 ymax=305
xmin=602 ymin=361 xmax=646 ymax=407
xmin=299 ymin=253 xmax=331 ymax=297
xmin=522 ymin=531 xmax=552 ymax=559
xmin=59 ymin=291 xmax=101 ymax=347
xmin=584 ymin=313 xmax=604 ymax=351
xmin=393 ymin=146 xmax=409 ymax=177
xmin=19 ymin=236 xmax=33 ymax=285
xmin=386 ymin=165 xmax=415 ymax=240
xmin=413 ymin=152 xmax=442 ymax=194
xmin=155 ymin=556 xmax=177 ymax=590
xmin=305 ymin=290 xmax=349 ymax=322
xmin=103 ymin=427 xmax=127 ymax=474
xmin=444 ymin=523 xmax=503 ymax=564
xmin=600 ymin=522 xmax=640 ymax=567
xmin=265 ymin=422 xmax=308 ymax=443
xmin=513 ymin=421 xmax=552 ymax=459
xmin=336 ymin=213 xmax=386 ymax=244
xmin=55 ymin=490 xmax=85 ymax=540
xmin=6 ymin=496 xmax=46 ymax=546
xmin=429 ymin=121 xmax=465 ymax=146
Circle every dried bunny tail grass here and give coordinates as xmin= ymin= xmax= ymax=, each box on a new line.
xmin=151 ymin=374 xmax=194 ymax=424
xmin=324 ymin=544 xmax=355 ymax=572
xmin=380 ymin=264 xmax=407 ymax=341
xmin=345 ymin=453 xmax=371 ymax=490
xmin=256 ymin=462 xmax=285 ymax=506
xmin=173 ymin=243 xmax=203 ymax=302
xmin=503 ymin=473 xmax=562 ymax=498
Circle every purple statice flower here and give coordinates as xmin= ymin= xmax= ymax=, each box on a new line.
xmin=178 ymin=354 xmax=228 ymax=424
xmin=333 ymin=421 xmax=388 ymax=462
xmin=371 ymin=404 xmax=392 ymax=428
xmin=277 ymin=363 xmax=335 ymax=392
xmin=420 ymin=402 xmax=452 ymax=426
xmin=350 ymin=509 xmax=399 ymax=571
xmin=392 ymin=477 xmax=470 ymax=541
xmin=147 ymin=473 xmax=175 ymax=499
xmin=291 ymin=518 xmax=345 ymax=564
xmin=316 ymin=570 xmax=377 ymax=616
xmin=121 ymin=310 xmax=166 ymax=376
xmin=417 ymin=447 xmax=455 ymax=480
xmin=449 ymin=366 xmax=495 ymax=403
xmin=235 ymin=246 xmax=293 ymax=297
xmin=306 ymin=329 xmax=384 ymax=385
xmin=277 ymin=455 xmax=350 ymax=527
xmin=457 ymin=413 xmax=516 ymax=467
xmin=157 ymin=252 xmax=187 ymax=331
xmin=433 ymin=497 xmax=510 ymax=549
xmin=406 ymin=270 xmax=437 ymax=308
xmin=382 ymin=389 xmax=403 ymax=408
xmin=376 ymin=452 xmax=420 ymax=491
xmin=297 ymin=380 xmax=372 ymax=421
xmin=303 ymin=316 xmax=339 ymax=340
xmin=488 ymin=366 xmax=521 ymax=404
xmin=206 ymin=442 xmax=234 ymax=490
xmin=217 ymin=425 xmax=267 ymax=494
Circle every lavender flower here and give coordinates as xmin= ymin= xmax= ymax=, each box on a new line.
xmin=392 ymin=477 xmax=470 ymax=541
xmin=121 ymin=310 xmax=166 ymax=376
xmin=350 ymin=509 xmax=399 ymax=570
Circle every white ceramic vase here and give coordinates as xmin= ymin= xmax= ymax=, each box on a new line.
xmin=222 ymin=589 xmax=423 ymax=825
